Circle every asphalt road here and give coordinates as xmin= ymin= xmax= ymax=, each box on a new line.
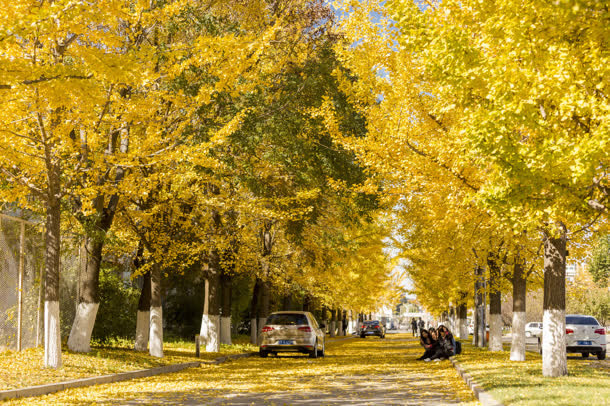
xmin=14 ymin=334 xmax=476 ymax=406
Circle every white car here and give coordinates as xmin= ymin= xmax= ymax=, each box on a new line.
xmin=538 ymin=314 xmax=606 ymax=360
xmin=525 ymin=322 xmax=543 ymax=338
xmin=259 ymin=311 xmax=326 ymax=358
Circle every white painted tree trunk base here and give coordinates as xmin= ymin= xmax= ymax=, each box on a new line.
xmin=67 ymin=302 xmax=99 ymax=353
xmin=149 ymin=306 xmax=163 ymax=358
xmin=458 ymin=318 xmax=468 ymax=340
xmin=489 ymin=313 xmax=503 ymax=351
xmin=330 ymin=321 xmax=336 ymax=337
xmin=135 ymin=310 xmax=150 ymax=351
xmin=250 ymin=318 xmax=257 ymax=345
xmin=220 ymin=316 xmax=231 ymax=345
xmin=542 ymin=309 xmax=567 ymax=377
xmin=510 ymin=311 xmax=526 ymax=361
xmin=44 ymin=301 xmax=62 ymax=368
xmin=200 ymin=314 xmax=220 ymax=352
xmin=257 ymin=317 xmax=267 ymax=345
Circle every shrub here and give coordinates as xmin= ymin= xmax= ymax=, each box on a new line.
xmin=91 ymin=267 xmax=139 ymax=344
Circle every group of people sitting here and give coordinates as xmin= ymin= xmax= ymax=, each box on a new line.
xmin=417 ymin=325 xmax=459 ymax=362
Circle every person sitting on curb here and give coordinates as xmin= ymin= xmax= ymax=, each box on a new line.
xmin=424 ymin=325 xmax=455 ymax=362
xmin=417 ymin=329 xmax=437 ymax=360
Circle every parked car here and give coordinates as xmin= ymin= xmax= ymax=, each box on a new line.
xmin=538 ymin=314 xmax=606 ymax=360
xmin=525 ymin=322 xmax=543 ymax=338
xmin=259 ymin=311 xmax=326 ymax=358
xmin=360 ymin=320 xmax=385 ymax=338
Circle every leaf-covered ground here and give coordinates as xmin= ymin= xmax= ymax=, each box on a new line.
xmin=455 ymin=342 xmax=610 ymax=405
xmin=0 ymin=337 xmax=256 ymax=391
xmin=4 ymin=334 xmax=477 ymax=405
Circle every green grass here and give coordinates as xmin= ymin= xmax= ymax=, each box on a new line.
xmin=0 ymin=336 xmax=257 ymax=391
xmin=454 ymin=341 xmax=610 ymax=405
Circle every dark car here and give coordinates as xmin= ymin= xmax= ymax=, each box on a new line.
xmin=360 ymin=320 xmax=385 ymax=338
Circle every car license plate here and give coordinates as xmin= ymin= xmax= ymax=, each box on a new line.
xmin=278 ymin=340 xmax=294 ymax=345
xmin=577 ymin=341 xmax=592 ymax=346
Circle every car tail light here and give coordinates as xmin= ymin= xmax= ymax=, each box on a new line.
xmin=261 ymin=326 xmax=274 ymax=333
xmin=298 ymin=326 xmax=312 ymax=332
xmin=595 ymin=328 xmax=606 ymax=335
xmin=361 ymin=325 xmax=366 ymax=329
xmin=566 ymin=328 xmax=574 ymax=334
xmin=374 ymin=325 xmax=380 ymax=328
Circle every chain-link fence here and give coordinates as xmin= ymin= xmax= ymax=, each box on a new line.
xmin=0 ymin=214 xmax=45 ymax=352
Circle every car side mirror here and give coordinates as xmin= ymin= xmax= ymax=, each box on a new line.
xmin=319 ymin=323 xmax=326 ymax=329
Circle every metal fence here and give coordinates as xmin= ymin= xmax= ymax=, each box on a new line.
xmin=0 ymin=214 xmax=45 ymax=352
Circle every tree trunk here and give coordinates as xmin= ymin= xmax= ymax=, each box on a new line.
xmin=488 ymin=254 xmax=503 ymax=351
xmin=480 ymin=279 xmax=487 ymax=348
xmin=448 ymin=307 xmax=456 ymax=332
xmin=510 ymin=259 xmax=527 ymax=361
xmin=346 ymin=310 xmax=352 ymax=335
xmin=457 ymin=303 xmax=468 ymax=340
xmin=542 ymin=226 xmax=568 ymax=377
xmin=257 ymin=280 xmax=270 ymax=345
xmin=220 ymin=269 xmax=232 ymax=345
xmin=201 ymin=253 xmax=221 ymax=352
xmin=149 ymin=262 xmax=163 ymax=358
xmin=135 ymin=270 xmax=151 ymax=352
xmin=330 ymin=309 xmax=337 ymax=337
xmin=335 ymin=309 xmax=344 ymax=337
xmin=44 ymin=196 xmax=62 ymax=369
xmin=68 ymin=129 xmax=127 ymax=353
xmin=250 ymin=278 xmax=261 ymax=345
xmin=67 ymin=236 xmax=103 ymax=352
xmin=303 ymin=294 xmax=311 ymax=312
xmin=473 ymin=266 xmax=483 ymax=347
xmin=282 ymin=292 xmax=292 ymax=311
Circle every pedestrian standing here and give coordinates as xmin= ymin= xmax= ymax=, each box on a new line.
xmin=418 ymin=318 xmax=425 ymax=334
xmin=411 ymin=318 xmax=418 ymax=336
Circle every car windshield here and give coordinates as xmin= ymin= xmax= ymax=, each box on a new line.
xmin=566 ymin=316 xmax=599 ymax=326
xmin=266 ymin=313 xmax=308 ymax=326
xmin=364 ymin=321 xmax=379 ymax=325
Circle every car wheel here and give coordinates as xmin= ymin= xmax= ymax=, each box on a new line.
xmin=598 ymin=351 xmax=606 ymax=360
xmin=360 ymin=334 xmax=365 ymax=338
xmin=525 ymin=331 xmax=531 ymax=338
xmin=582 ymin=352 xmax=589 ymax=358
xmin=259 ymin=348 xmax=268 ymax=358
xmin=309 ymin=341 xmax=319 ymax=358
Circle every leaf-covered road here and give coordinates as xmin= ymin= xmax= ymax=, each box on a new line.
xmin=8 ymin=334 xmax=477 ymax=405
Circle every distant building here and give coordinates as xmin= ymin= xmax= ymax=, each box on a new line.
xmin=566 ymin=262 xmax=587 ymax=283
xmin=566 ymin=264 xmax=577 ymax=282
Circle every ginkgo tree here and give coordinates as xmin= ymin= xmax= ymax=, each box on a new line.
xmin=0 ymin=0 xmax=324 ymax=364
xmin=0 ymin=0 xmax=172 ymax=368
xmin=329 ymin=0 xmax=609 ymax=377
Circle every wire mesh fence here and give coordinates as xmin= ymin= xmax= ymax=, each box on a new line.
xmin=0 ymin=213 xmax=82 ymax=353
xmin=0 ymin=214 xmax=45 ymax=352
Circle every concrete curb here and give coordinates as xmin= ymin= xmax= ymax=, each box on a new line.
xmin=450 ymin=357 xmax=504 ymax=406
xmin=0 ymin=352 xmax=255 ymax=402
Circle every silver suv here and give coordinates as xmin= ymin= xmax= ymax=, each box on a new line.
xmin=259 ymin=311 xmax=326 ymax=358
xmin=538 ymin=314 xmax=606 ymax=360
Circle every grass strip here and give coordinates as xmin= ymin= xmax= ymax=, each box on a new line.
xmin=454 ymin=341 xmax=610 ymax=405
xmin=0 ymin=336 xmax=256 ymax=391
